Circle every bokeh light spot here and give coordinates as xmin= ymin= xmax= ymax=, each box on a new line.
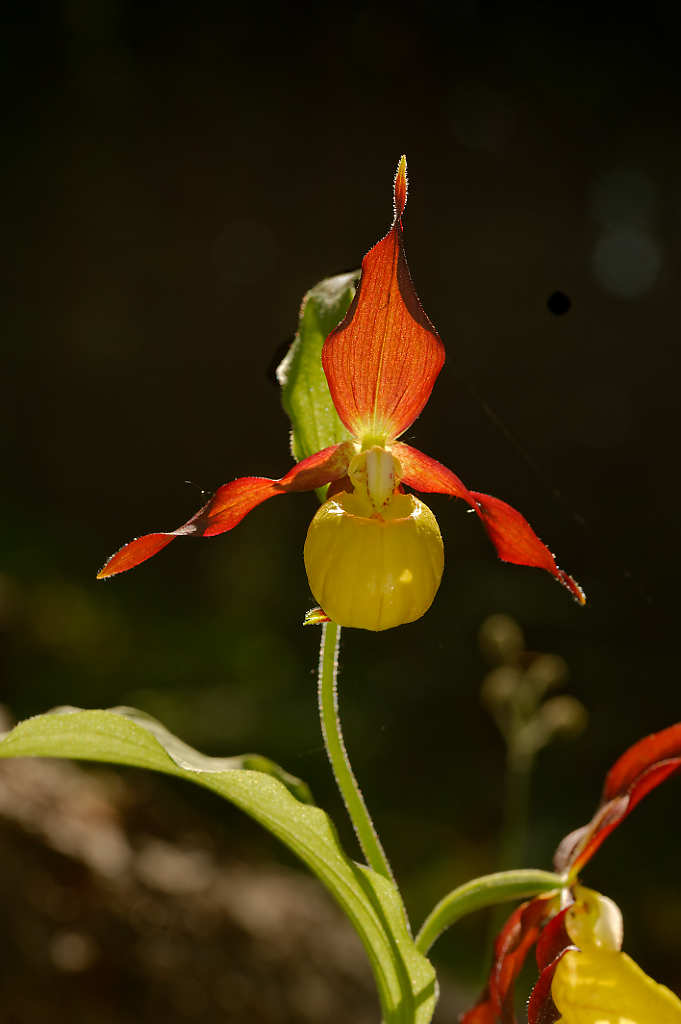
xmin=592 ymin=226 xmax=662 ymax=298
xmin=590 ymin=167 xmax=656 ymax=226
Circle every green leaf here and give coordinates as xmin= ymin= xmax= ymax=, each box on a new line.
xmin=0 ymin=707 xmax=437 ymax=1023
xmin=277 ymin=271 xmax=358 ymax=465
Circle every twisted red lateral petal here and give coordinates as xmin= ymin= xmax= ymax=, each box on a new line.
xmin=460 ymin=1004 xmax=497 ymax=1024
xmin=527 ymin=960 xmax=562 ymax=1024
xmin=321 ymin=156 xmax=445 ymax=442
xmin=97 ymin=443 xmax=353 ymax=579
xmin=392 ymin=443 xmax=585 ymax=604
xmin=535 ymin=906 xmax=574 ymax=973
xmin=554 ymin=721 xmax=681 ymax=876
xmin=461 ymin=895 xmax=557 ymax=1024
xmin=527 ymin=908 xmax=575 ymax=1024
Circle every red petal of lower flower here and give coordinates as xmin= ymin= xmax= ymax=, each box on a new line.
xmin=527 ymin=907 xmax=576 ymax=1024
xmin=97 ymin=443 xmax=352 ymax=579
xmin=603 ymin=720 xmax=681 ymax=802
xmin=460 ymin=1003 xmax=498 ymax=1024
xmin=321 ymin=158 xmax=445 ymax=443
xmin=536 ymin=907 xmax=573 ymax=972
xmin=554 ymin=722 xmax=681 ymax=875
xmin=393 ymin=443 xmax=585 ymax=604
xmin=462 ymin=895 xmax=556 ymax=1024
xmin=527 ymin=959 xmax=562 ymax=1024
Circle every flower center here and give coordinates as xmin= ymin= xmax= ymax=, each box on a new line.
xmin=348 ymin=446 xmax=403 ymax=514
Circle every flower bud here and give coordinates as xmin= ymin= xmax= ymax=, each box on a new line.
xmin=304 ymin=489 xmax=444 ymax=631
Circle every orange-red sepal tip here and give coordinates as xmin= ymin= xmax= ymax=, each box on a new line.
xmin=394 ymin=155 xmax=407 ymax=221
xmin=392 ymin=443 xmax=585 ymax=604
xmin=554 ymin=721 xmax=681 ymax=876
xmin=97 ymin=533 xmax=176 ymax=579
xmin=97 ymin=443 xmax=353 ymax=579
xmin=322 ymin=160 xmax=444 ymax=442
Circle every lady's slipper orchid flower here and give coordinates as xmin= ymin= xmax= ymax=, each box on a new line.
xmin=98 ymin=157 xmax=584 ymax=629
xmin=462 ymin=721 xmax=681 ymax=1023
xmin=529 ymin=886 xmax=681 ymax=1023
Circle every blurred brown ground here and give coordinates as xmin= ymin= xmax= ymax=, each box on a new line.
xmin=0 ymin=736 xmax=383 ymax=1023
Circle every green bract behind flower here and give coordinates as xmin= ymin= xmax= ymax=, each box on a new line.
xmin=277 ymin=271 xmax=357 ymax=466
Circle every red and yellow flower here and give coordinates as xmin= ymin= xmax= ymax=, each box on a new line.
xmin=530 ymin=885 xmax=681 ymax=1024
xmin=98 ymin=158 xmax=584 ymax=629
xmin=463 ymin=722 xmax=681 ymax=1023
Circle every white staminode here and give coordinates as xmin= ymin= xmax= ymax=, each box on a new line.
xmin=366 ymin=447 xmax=396 ymax=509
xmin=348 ymin=446 xmax=402 ymax=514
xmin=567 ymin=886 xmax=623 ymax=951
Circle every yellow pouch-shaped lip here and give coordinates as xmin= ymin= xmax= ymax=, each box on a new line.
xmin=304 ymin=490 xmax=444 ymax=631
xmin=553 ymin=946 xmax=681 ymax=1024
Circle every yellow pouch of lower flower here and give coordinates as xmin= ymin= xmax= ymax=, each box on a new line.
xmin=553 ymin=887 xmax=681 ymax=1024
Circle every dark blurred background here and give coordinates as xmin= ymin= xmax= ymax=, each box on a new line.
xmin=2 ymin=1 xmax=681 ymax=1020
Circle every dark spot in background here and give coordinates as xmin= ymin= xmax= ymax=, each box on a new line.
xmin=547 ymin=291 xmax=572 ymax=315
